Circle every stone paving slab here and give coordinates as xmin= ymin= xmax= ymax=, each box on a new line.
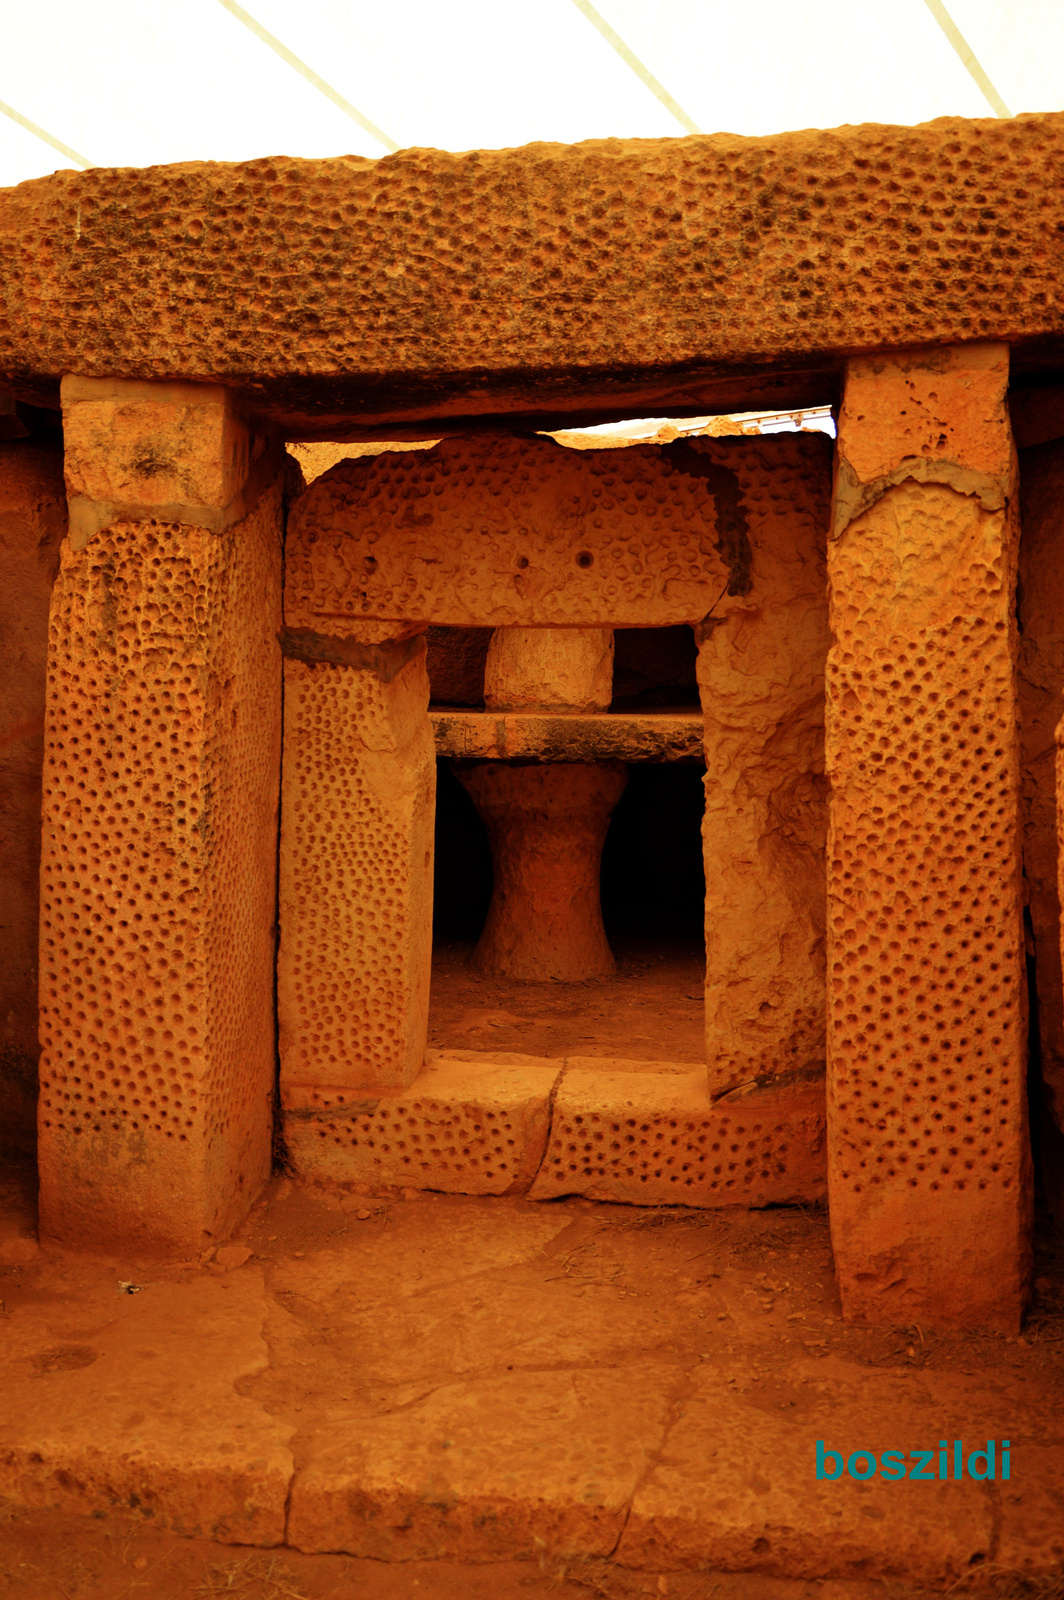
xmin=282 ymin=1053 xmax=559 ymax=1193
xmin=617 ymin=1359 xmax=995 ymax=1586
xmin=288 ymin=1366 xmax=680 ymax=1561
xmin=1 ymin=1177 xmax=1062 ymax=1585
xmin=530 ymin=1066 xmax=826 ymax=1208
xmin=284 ymin=1051 xmax=827 ymax=1210
xmin=0 ymin=1258 xmax=293 ymax=1543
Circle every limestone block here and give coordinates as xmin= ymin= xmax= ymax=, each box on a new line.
xmin=431 ymin=708 xmax=704 ymax=763
xmin=37 ymin=386 xmax=284 ymax=1256
xmin=281 ymin=1053 xmax=559 ymax=1193
xmin=617 ymin=1360 xmax=993 ymax=1583
xmin=277 ymin=640 xmax=435 ymax=1094
xmin=5 ymin=119 xmax=1064 ymax=427
xmin=529 ymin=1065 xmax=826 ymax=1207
xmin=0 ymin=1267 xmax=292 ymax=1543
xmin=1018 ymin=440 xmax=1064 ymax=1169
xmin=285 ymin=434 xmax=746 ymax=629
xmin=827 ymin=343 xmax=1031 ymax=1332
xmin=63 ymin=376 xmax=246 ymax=509
xmin=287 ymin=1367 xmax=673 ymax=1562
xmin=0 ymin=439 xmax=66 ymax=1156
xmin=484 ymin=626 xmax=613 ymax=712
xmin=697 ymin=433 xmax=831 ymax=1095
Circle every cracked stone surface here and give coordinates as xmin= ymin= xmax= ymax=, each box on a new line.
xmin=1 ymin=1173 xmax=1063 ymax=1583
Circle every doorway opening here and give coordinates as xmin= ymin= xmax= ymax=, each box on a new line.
xmin=427 ymin=625 xmax=706 ymax=1064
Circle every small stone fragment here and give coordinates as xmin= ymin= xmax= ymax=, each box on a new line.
xmin=214 ymin=1244 xmax=253 ymax=1271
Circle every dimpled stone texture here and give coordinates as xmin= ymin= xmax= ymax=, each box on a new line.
xmin=697 ymin=432 xmax=831 ymax=1095
xmin=827 ymin=363 xmax=1030 ymax=1329
xmin=529 ymin=1067 xmax=826 ymax=1207
xmin=277 ymin=647 xmax=435 ymax=1094
xmin=3 ymin=117 xmax=1064 ymax=422
xmin=281 ymin=1056 xmax=557 ymax=1193
xmin=37 ymin=485 xmax=283 ymax=1255
xmin=285 ymin=433 xmax=735 ymax=629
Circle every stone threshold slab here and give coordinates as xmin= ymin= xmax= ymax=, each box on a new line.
xmin=1 ymin=1188 xmax=1059 ymax=1583
xmin=0 ymin=1265 xmax=293 ymax=1544
xmin=281 ymin=1051 xmax=827 ymax=1206
xmin=430 ymin=707 xmax=704 ymax=763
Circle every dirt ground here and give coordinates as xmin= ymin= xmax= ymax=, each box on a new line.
xmin=429 ymin=940 xmax=706 ymax=1061
xmin=1 ymin=1169 xmax=1064 ymax=1598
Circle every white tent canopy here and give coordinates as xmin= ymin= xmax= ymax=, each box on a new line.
xmin=2 ymin=0 xmax=1062 ymax=191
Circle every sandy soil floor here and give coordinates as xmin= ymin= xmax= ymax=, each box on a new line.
xmin=429 ymin=940 xmax=706 ymax=1061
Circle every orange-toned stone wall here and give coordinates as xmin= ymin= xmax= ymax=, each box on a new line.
xmin=826 ymin=344 xmax=1031 ymax=1331
xmin=38 ymin=384 xmax=284 ymax=1255
xmin=696 ymin=434 xmax=831 ymax=1095
xmin=1018 ymin=436 xmax=1064 ymax=1209
xmin=0 ymin=439 xmax=66 ymax=1156
xmin=278 ymin=640 xmax=435 ymax=1095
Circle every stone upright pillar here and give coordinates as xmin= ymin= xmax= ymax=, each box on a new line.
xmin=277 ymin=627 xmax=436 ymax=1094
xmin=0 ymin=432 xmax=66 ymax=1158
xmin=826 ymin=344 xmax=1031 ymax=1331
xmin=695 ymin=439 xmax=831 ymax=1096
xmin=38 ymin=377 xmax=285 ymax=1256
xmin=1017 ymin=434 xmax=1064 ymax=1213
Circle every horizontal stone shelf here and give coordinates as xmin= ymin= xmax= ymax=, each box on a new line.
xmin=430 ymin=708 xmax=704 ymax=764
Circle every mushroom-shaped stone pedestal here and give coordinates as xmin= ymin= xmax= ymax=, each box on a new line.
xmin=457 ymin=760 xmax=627 ymax=980
xmin=455 ymin=626 xmax=627 ymax=981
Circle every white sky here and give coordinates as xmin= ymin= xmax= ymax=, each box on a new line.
xmin=2 ymin=0 xmax=1063 ymax=189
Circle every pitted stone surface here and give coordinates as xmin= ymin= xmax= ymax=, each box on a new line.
xmin=282 ymin=1054 xmax=558 ymax=1193
xmin=37 ymin=481 xmax=284 ymax=1255
xmin=285 ymin=433 xmax=740 ymax=629
xmin=826 ymin=345 xmax=1030 ymax=1332
xmin=529 ymin=1066 xmax=826 ymax=1207
xmin=4 ymin=117 xmax=1064 ymax=423
xmin=277 ymin=645 xmax=435 ymax=1095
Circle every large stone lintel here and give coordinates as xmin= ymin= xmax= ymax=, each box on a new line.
xmin=4 ymin=118 xmax=1064 ymax=428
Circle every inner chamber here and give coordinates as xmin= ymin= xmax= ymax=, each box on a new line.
xmin=429 ymin=624 xmax=706 ymax=1064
